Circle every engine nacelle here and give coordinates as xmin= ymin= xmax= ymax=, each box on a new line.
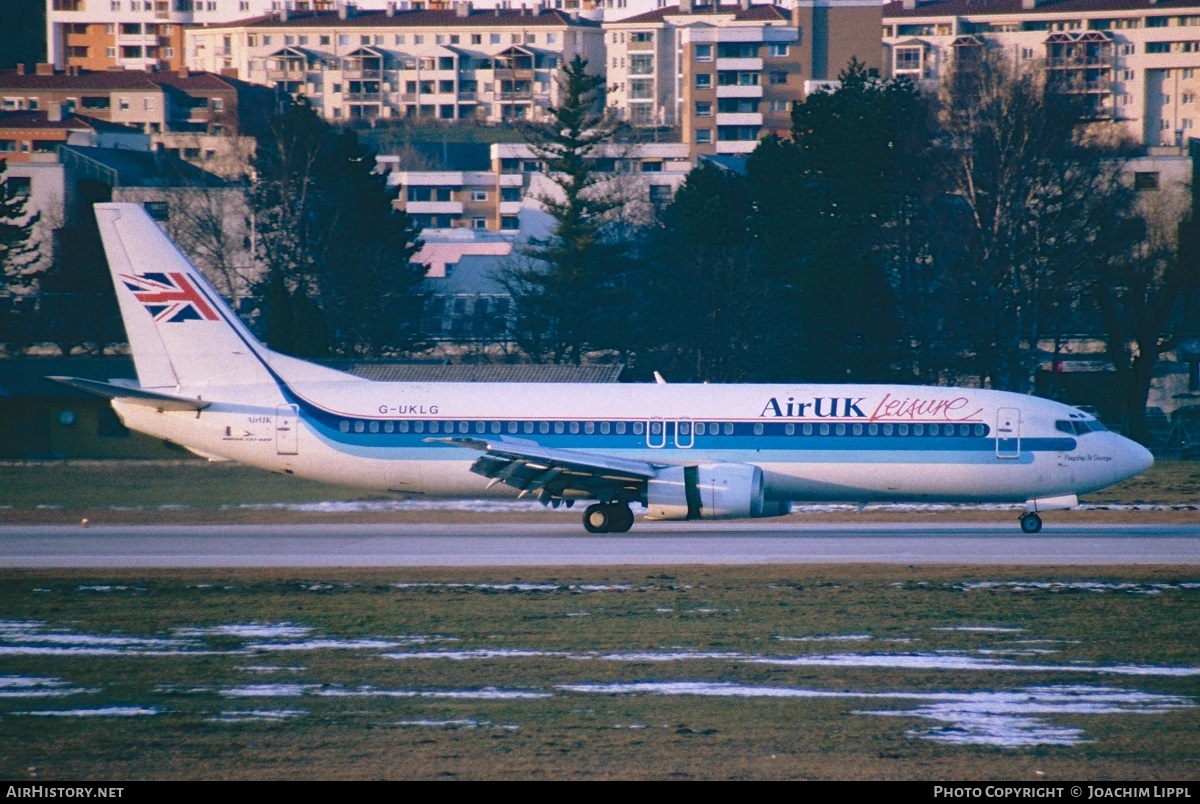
xmin=645 ymin=463 xmax=765 ymax=520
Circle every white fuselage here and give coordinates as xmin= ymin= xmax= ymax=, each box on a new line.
xmin=112 ymin=380 xmax=1153 ymax=507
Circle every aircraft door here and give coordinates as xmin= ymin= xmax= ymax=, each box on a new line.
xmin=648 ymin=418 xmax=666 ymax=448
xmin=674 ymin=418 xmax=694 ymax=449
xmin=996 ymin=407 xmax=1020 ymax=459
xmin=275 ymin=404 xmax=299 ymax=455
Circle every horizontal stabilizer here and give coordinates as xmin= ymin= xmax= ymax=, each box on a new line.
xmin=47 ymin=376 xmax=210 ymax=411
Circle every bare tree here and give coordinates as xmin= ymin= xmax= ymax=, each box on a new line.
xmin=938 ymin=48 xmax=1135 ymax=392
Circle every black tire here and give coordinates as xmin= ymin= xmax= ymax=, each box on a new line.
xmin=1020 ymin=513 xmax=1042 ymax=534
xmin=610 ymin=504 xmax=635 ymax=533
xmin=583 ymin=503 xmax=610 ymax=534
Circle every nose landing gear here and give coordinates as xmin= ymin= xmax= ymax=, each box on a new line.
xmin=583 ymin=502 xmax=635 ymax=533
xmin=1019 ymin=512 xmax=1043 ymax=534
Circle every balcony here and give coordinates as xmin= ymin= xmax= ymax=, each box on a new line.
xmin=346 ymin=92 xmax=382 ymax=101
xmin=343 ymin=68 xmax=383 ymax=80
xmin=494 ymin=68 xmax=534 ymax=81
xmin=716 ymin=57 xmax=763 ymax=71
xmin=458 ymin=91 xmax=477 ymax=101
xmin=498 ymin=91 xmax=534 ymax=100
xmin=406 ymin=201 xmax=464 ymax=214
xmin=715 ymin=140 xmax=759 ymax=154
xmin=267 ymin=67 xmax=308 ymax=80
xmin=715 ymin=112 xmax=762 ymax=126
xmin=716 ymin=85 xmax=763 ymax=98
xmin=498 ymin=201 xmax=522 ymax=214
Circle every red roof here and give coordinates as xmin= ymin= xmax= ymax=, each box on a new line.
xmin=218 ymin=8 xmax=599 ymax=29
xmin=616 ymin=3 xmax=789 ymax=25
xmin=884 ymin=0 xmax=1200 ymax=18
xmin=0 ymin=69 xmax=237 ymax=94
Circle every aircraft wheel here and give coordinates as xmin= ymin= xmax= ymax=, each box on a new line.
xmin=1020 ymin=512 xmax=1043 ymax=534
xmin=610 ymin=504 xmax=635 ymax=533
xmin=583 ymin=503 xmax=610 ymax=534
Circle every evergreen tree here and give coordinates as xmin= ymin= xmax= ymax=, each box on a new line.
xmin=250 ymin=98 xmax=426 ymax=358
xmin=0 ymin=158 xmax=42 ymax=350
xmin=502 ymin=56 xmax=628 ymax=364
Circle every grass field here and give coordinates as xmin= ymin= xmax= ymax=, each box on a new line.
xmin=1 ymin=565 xmax=1197 ymax=780
xmin=0 ymin=459 xmax=1197 ymax=525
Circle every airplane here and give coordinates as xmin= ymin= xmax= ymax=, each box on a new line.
xmin=53 ymin=202 xmax=1155 ymax=534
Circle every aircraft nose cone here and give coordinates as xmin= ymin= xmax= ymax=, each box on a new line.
xmin=1117 ymin=436 xmax=1154 ymax=480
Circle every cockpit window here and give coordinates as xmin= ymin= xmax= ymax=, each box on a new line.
xmin=1056 ymin=419 xmax=1107 ymax=435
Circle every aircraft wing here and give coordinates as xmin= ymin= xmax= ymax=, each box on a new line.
xmin=47 ymin=376 xmax=211 ymax=412
xmin=426 ymin=436 xmax=663 ymax=504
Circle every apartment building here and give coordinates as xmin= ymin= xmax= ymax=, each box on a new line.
xmin=45 ymin=0 xmax=354 ymax=73
xmin=605 ymin=0 xmax=881 ymax=159
xmin=380 ymin=141 xmax=690 ymax=232
xmin=184 ymin=5 xmax=604 ymax=122
xmin=0 ymin=66 xmax=271 ymax=174
xmin=883 ymin=0 xmax=1200 ymax=147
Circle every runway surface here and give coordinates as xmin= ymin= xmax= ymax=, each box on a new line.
xmin=2 ymin=521 xmax=1199 ymax=567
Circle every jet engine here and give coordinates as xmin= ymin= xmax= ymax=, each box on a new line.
xmin=645 ymin=463 xmax=776 ymax=520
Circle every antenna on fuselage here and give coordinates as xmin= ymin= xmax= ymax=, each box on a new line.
xmin=653 ymin=371 xmax=667 ymax=385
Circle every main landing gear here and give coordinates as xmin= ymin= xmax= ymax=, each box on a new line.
xmin=583 ymin=502 xmax=635 ymax=533
xmin=1019 ymin=512 xmax=1043 ymax=534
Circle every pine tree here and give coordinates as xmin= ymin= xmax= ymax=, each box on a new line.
xmin=502 ymin=56 xmax=628 ymax=365
xmin=0 ymin=158 xmax=43 ymax=350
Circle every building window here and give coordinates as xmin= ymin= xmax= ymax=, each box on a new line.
xmin=695 ymin=129 xmax=712 ymax=144
xmin=768 ymin=71 xmax=787 ymax=85
xmin=630 ymin=54 xmax=653 ymax=75
xmin=500 ymin=215 xmax=519 ymax=230
xmin=768 ymin=99 xmax=789 ymax=112
xmin=143 ymin=201 xmax=169 ymax=221
xmin=1147 ymin=42 xmax=1170 ymax=53
xmin=695 ymin=100 xmax=711 ymax=117
xmin=632 ymin=31 xmax=653 ymax=43
xmin=471 ymin=217 xmax=487 ymax=229
xmin=694 ymin=44 xmax=713 ymax=62
xmin=471 ymin=189 xmax=488 ymax=201
xmin=695 ymin=73 xmax=712 ymax=89
xmin=768 ymin=44 xmax=788 ymax=57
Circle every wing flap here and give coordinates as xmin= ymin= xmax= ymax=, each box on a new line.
xmin=47 ymin=376 xmax=211 ymax=412
xmin=426 ymin=436 xmax=660 ymax=501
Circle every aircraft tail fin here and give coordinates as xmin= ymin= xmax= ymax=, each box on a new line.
xmin=95 ymin=202 xmax=278 ymax=390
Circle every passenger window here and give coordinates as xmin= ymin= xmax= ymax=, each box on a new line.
xmin=868 ymin=424 xmax=878 ymax=436
xmin=883 ymin=424 xmax=893 ymax=436
xmin=696 ymin=422 xmax=706 ymax=435
xmin=723 ymin=423 xmax=734 ymax=435
xmin=754 ymin=423 xmax=764 ymax=435
xmin=459 ymin=421 xmax=469 ymax=433
xmin=785 ymin=423 xmax=794 ymax=435
xmin=539 ymin=422 xmax=550 ymax=434
xmin=524 ymin=422 xmax=534 ymax=434
xmin=914 ymin=424 xmax=924 ymax=436
xmin=369 ymin=421 xmax=379 ymax=434
xmin=569 ymin=422 xmax=579 ymax=434
xmin=651 ymin=421 xmax=663 ymax=435
xmin=929 ymin=424 xmax=939 ymax=436
xmin=384 ymin=422 xmax=394 ymax=433
xmin=974 ymin=424 xmax=986 ymax=437
xmin=339 ymin=420 xmax=350 ymax=433
xmin=354 ymin=421 xmax=365 ymax=433
xmin=802 ymin=424 xmax=812 ymax=436
xmin=819 ymin=424 xmax=830 ymax=436
xmin=508 ymin=421 xmax=518 ymax=434
xmin=398 ymin=421 xmax=409 ymax=433
xmin=852 ymin=424 xmax=862 ymax=436
xmin=898 ymin=424 xmax=909 ymax=436
xmin=414 ymin=421 xmax=425 ymax=433
xmin=491 ymin=421 xmax=501 ymax=434
xmin=616 ymin=422 xmax=626 ymax=434
xmin=600 ymin=422 xmax=610 ymax=434
xmin=554 ymin=422 xmax=564 ymax=434
xmin=429 ymin=421 xmax=440 ymax=434
xmin=835 ymin=424 xmax=846 ymax=436
xmin=634 ymin=422 xmax=644 ymax=435
xmin=679 ymin=422 xmax=690 ymax=436
xmin=585 ymin=422 xmax=595 ymax=434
